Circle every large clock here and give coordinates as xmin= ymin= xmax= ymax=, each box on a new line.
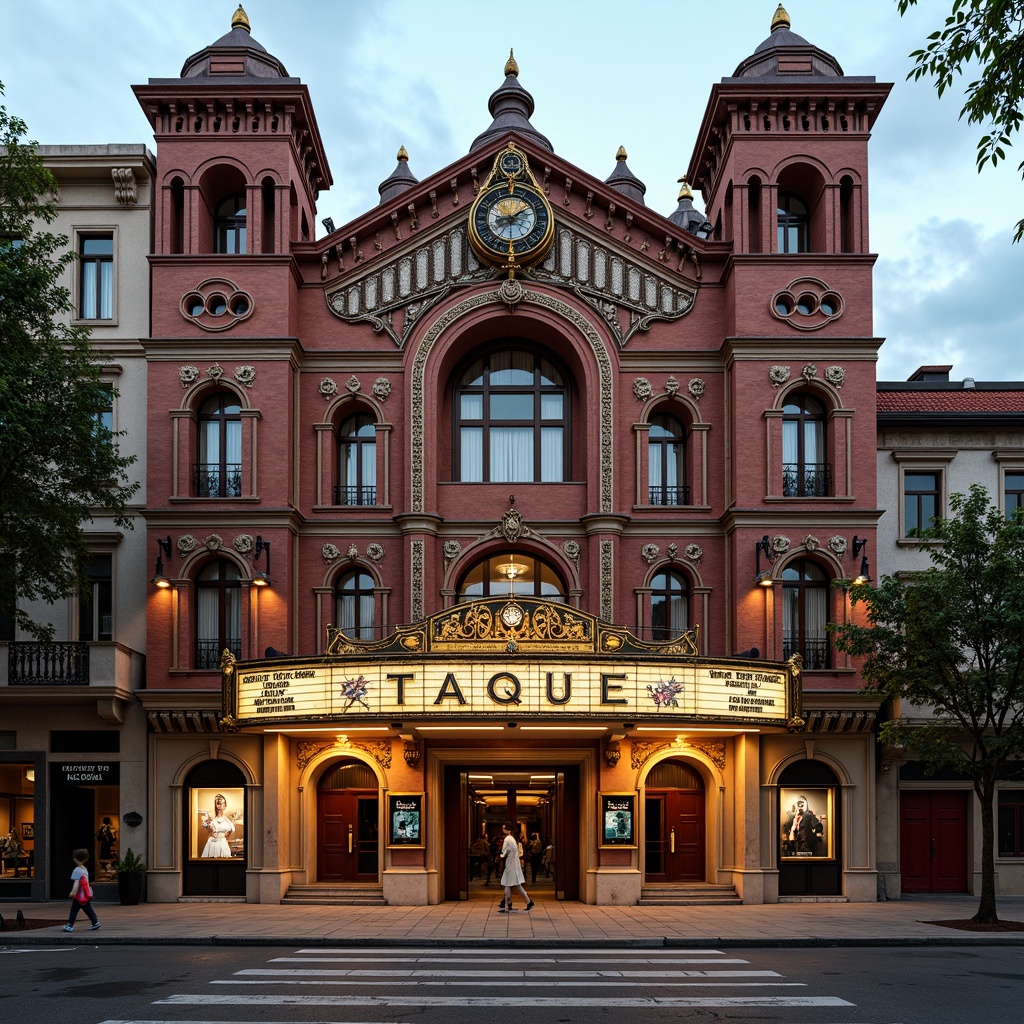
xmin=468 ymin=144 xmax=555 ymax=273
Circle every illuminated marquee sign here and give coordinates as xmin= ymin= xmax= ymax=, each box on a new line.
xmin=222 ymin=599 xmax=801 ymax=728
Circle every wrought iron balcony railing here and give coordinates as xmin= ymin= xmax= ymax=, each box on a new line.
xmin=195 ymin=638 xmax=242 ymax=671
xmin=8 ymin=641 xmax=89 ymax=685
xmin=333 ymin=483 xmax=377 ymax=506
xmin=782 ymin=462 xmax=831 ymax=498
xmin=783 ymin=637 xmax=831 ymax=670
xmin=648 ymin=483 xmax=691 ymax=506
xmin=193 ymin=463 xmax=242 ymax=498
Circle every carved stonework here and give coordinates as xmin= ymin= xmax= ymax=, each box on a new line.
xmin=179 ymin=365 xmax=199 ymax=388
xmin=358 ymin=739 xmax=392 ymax=770
xmin=641 ymin=543 xmax=660 ymax=565
xmin=233 ymin=534 xmax=254 ymax=554
xmin=207 ymin=363 xmax=225 ymax=381
xmin=502 ymin=505 xmax=524 ymax=544
xmin=630 ymin=739 xmax=725 ymax=771
xmin=177 ymin=534 xmax=197 ymax=554
xmin=235 ymin=365 xmax=256 ymax=388
xmin=632 ymin=377 xmax=653 ymax=402
xmin=824 ymin=365 xmax=845 ymax=389
xmin=372 ymin=376 xmax=392 ymax=402
xmin=346 ymin=375 xmax=361 ymax=394
xmin=600 ymin=540 xmax=614 ymax=622
xmin=297 ymin=741 xmax=333 ymax=770
xmin=562 ymin=540 xmax=581 ymax=570
xmin=684 ymin=543 xmax=703 ymax=564
xmin=366 ymin=543 xmax=385 ymax=562
xmin=631 ymin=740 xmax=662 ymax=770
xmin=801 ymin=363 xmax=818 ymax=382
xmin=111 ymin=167 xmax=137 ymax=205
xmin=772 ymin=535 xmax=790 ymax=555
xmin=689 ymin=741 xmax=726 ymax=770
xmin=802 ymin=535 xmax=820 ymax=552
xmin=828 ymin=535 xmax=848 ymax=556
xmin=665 ymin=376 xmax=680 ymax=396
xmin=411 ymin=539 xmax=425 ymax=620
xmin=319 ymin=377 xmax=339 ymax=400
xmin=322 ymin=542 xmax=341 ymax=563
xmin=443 ymin=539 xmax=462 ymax=570
xmin=769 ymin=365 xmax=791 ymax=388
xmin=688 ymin=378 xmax=706 ymax=401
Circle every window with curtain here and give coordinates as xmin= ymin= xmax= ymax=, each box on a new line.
xmin=457 ymin=554 xmax=566 ymax=602
xmin=782 ymin=559 xmax=830 ymax=670
xmin=80 ymin=235 xmax=113 ymax=319
xmin=336 ymin=571 xmax=376 ymax=639
xmin=337 ymin=414 xmax=377 ymax=505
xmin=195 ymin=393 xmax=242 ymax=497
xmin=215 ymin=193 xmax=247 ymax=254
xmin=196 ymin=560 xmax=241 ymax=669
xmin=649 ymin=571 xmax=689 ymax=641
xmin=782 ymin=393 xmax=828 ymax=497
xmin=78 ymin=554 xmax=112 ymax=642
xmin=648 ymin=414 xmax=687 ymax=505
xmin=777 ymin=192 xmax=809 ymax=253
xmin=455 ymin=348 xmax=568 ymax=483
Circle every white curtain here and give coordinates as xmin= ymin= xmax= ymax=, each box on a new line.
xmin=461 ymin=427 xmax=483 ymax=481
xmin=540 ymin=426 xmax=562 ymax=482
xmin=782 ymin=420 xmax=798 ymax=465
xmin=491 ymin=427 xmax=533 ymax=482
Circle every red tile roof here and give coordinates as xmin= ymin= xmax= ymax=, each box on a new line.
xmin=877 ymin=390 xmax=1024 ymax=414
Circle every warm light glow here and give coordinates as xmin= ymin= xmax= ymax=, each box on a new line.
xmin=519 ymin=725 xmax=607 ymax=732
xmin=152 ymin=575 xmax=171 ymax=589
xmin=414 ymin=726 xmax=506 ymax=731
xmin=264 ymin=726 xmax=388 ymax=734
xmin=757 ymin=571 xmax=774 ymax=587
xmin=252 ymin=571 xmax=270 ymax=588
xmin=636 ymin=726 xmax=761 ymax=733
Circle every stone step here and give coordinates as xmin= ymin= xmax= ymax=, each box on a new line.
xmin=638 ymin=883 xmax=742 ymax=906
xmin=281 ymin=884 xmax=387 ymax=906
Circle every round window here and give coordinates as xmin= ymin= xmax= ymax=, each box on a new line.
xmin=208 ymin=294 xmax=228 ymax=316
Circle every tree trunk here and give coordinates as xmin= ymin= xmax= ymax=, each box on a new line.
xmin=973 ymin=771 xmax=998 ymax=924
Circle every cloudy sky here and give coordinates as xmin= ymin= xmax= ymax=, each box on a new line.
xmin=2 ymin=0 xmax=1022 ymax=382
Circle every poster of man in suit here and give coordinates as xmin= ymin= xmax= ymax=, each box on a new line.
xmin=780 ymin=788 xmax=830 ymax=858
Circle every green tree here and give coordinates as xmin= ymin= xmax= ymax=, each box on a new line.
xmin=0 ymin=83 xmax=137 ymax=640
xmin=831 ymin=485 xmax=1024 ymax=923
xmin=898 ymin=0 xmax=1024 ymax=241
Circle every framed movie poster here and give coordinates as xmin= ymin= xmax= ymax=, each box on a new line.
xmin=780 ymin=787 xmax=833 ymax=860
xmin=387 ymin=792 xmax=424 ymax=848
xmin=190 ymin=787 xmax=245 ymax=860
xmin=599 ymin=792 xmax=637 ymax=848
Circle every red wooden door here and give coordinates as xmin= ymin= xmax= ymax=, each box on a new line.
xmin=665 ymin=789 xmax=705 ymax=881
xmin=900 ymin=791 xmax=968 ymax=892
xmin=317 ymin=790 xmax=379 ymax=882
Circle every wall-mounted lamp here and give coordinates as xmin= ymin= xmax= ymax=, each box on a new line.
xmin=253 ymin=535 xmax=271 ymax=587
xmin=755 ymin=534 xmax=775 ymax=586
xmin=852 ymin=535 xmax=870 ymax=585
xmin=151 ymin=535 xmax=172 ymax=588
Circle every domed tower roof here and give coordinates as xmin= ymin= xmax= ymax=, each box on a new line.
xmin=730 ymin=4 xmax=844 ymax=79
xmin=604 ymin=147 xmax=646 ymax=206
xmin=179 ymin=5 xmax=292 ymax=80
xmin=668 ymin=178 xmax=713 ymax=238
xmin=378 ymin=146 xmax=419 ymax=204
xmin=469 ymin=50 xmax=553 ymax=153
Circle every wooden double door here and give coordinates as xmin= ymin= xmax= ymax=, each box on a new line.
xmin=317 ymin=790 xmax=379 ymax=882
xmin=645 ymin=789 xmax=705 ymax=881
xmin=900 ymin=791 xmax=968 ymax=893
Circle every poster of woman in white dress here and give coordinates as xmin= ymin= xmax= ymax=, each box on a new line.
xmin=191 ymin=787 xmax=245 ymax=859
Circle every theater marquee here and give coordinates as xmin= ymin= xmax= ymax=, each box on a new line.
xmin=222 ymin=598 xmax=803 ymax=729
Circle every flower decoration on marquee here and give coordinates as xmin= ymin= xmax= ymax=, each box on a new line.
xmin=647 ymin=677 xmax=684 ymax=709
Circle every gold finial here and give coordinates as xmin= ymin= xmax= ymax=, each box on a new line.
xmin=771 ymin=4 xmax=791 ymax=31
xmin=677 ymin=176 xmax=694 ymax=200
xmin=615 ymin=146 xmax=628 ymax=162
xmin=397 ymin=145 xmax=409 ymax=162
xmin=231 ymin=5 xmax=250 ymax=32
xmin=505 ymin=48 xmax=519 ymax=77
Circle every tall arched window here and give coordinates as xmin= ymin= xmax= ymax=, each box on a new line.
xmin=337 ymin=414 xmax=376 ymax=506
xmin=782 ymin=394 xmax=828 ymax=497
xmin=777 ymin=192 xmax=809 ymax=253
xmin=457 ymin=554 xmax=566 ymax=602
xmin=215 ymin=193 xmax=247 ymax=254
xmin=648 ymin=414 xmax=687 ymax=506
xmin=455 ymin=348 xmax=568 ymax=483
xmin=336 ymin=571 xmax=376 ymax=639
xmin=649 ymin=570 xmax=689 ymax=641
xmin=782 ymin=560 xmax=830 ymax=670
xmin=196 ymin=560 xmax=241 ymax=669
xmin=196 ymin=393 xmax=242 ymax=497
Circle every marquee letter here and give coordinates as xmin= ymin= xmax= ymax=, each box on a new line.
xmin=487 ymin=671 xmax=522 ymax=705
xmin=545 ymin=671 xmax=572 ymax=705
xmin=601 ymin=672 xmax=628 ymax=705
xmin=433 ymin=672 xmax=467 ymax=705
xmin=387 ymin=672 xmax=415 ymax=705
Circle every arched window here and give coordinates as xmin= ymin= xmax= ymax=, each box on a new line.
xmin=648 ymin=571 xmax=689 ymax=641
xmin=648 ymin=414 xmax=687 ymax=506
xmin=782 ymin=559 xmax=830 ymax=670
xmin=196 ymin=560 xmax=241 ymax=669
xmin=777 ymin=192 xmax=809 ymax=253
xmin=336 ymin=571 xmax=376 ymax=639
xmin=455 ymin=347 xmax=568 ymax=483
xmin=215 ymin=193 xmax=247 ymax=254
xmin=195 ymin=393 xmax=242 ymax=497
xmin=782 ymin=393 xmax=828 ymax=497
xmin=457 ymin=554 xmax=566 ymax=602
xmin=337 ymin=414 xmax=376 ymax=506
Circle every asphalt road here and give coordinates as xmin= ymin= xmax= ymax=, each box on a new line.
xmin=4 ymin=942 xmax=1023 ymax=1023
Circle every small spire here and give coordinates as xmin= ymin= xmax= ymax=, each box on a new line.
xmin=231 ymin=4 xmax=251 ymax=32
xmin=771 ymin=4 xmax=791 ymax=31
xmin=396 ymin=145 xmax=409 ymax=162
xmin=615 ymin=145 xmax=628 ymax=162
xmin=677 ymin=176 xmax=694 ymax=200
xmin=505 ymin=48 xmax=519 ymax=77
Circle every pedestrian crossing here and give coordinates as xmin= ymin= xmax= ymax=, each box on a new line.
xmin=98 ymin=945 xmax=857 ymax=1020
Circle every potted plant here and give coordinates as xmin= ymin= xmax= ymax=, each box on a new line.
xmin=110 ymin=847 xmax=145 ymax=905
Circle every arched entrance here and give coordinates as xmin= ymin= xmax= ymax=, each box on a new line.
xmin=644 ymin=758 xmax=706 ymax=881
xmin=316 ymin=759 xmax=380 ymax=882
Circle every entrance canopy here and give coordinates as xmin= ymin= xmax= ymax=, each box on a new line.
xmin=222 ymin=599 xmax=803 ymax=731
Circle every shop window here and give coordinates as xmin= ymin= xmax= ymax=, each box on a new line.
xmin=79 ymin=235 xmax=113 ymax=319
xmin=998 ymin=791 xmax=1024 ymax=857
xmin=214 ymin=193 xmax=247 ymax=254
xmin=454 ymin=347 xmax=568 ymax=483
xmin=78 ymin=554 xmax=112 ymax=643
xmin=1003 ymin=472 xmax=1024 ymax=519
xmin=648 ymin=571 xmax=689 ymax=641
xmin=648 ymin=415 xmax=688 ymax=506
xmin=782 ymin=559 xmax=830 ymax=669
xmin=777 ymin=192 xmax=809 ymax=253
xmin=782 ymin=393 xmax=829 ymax=497
xmin=904 ymin=471 xmax=940 ymax=536
xmin=457 ymin=553 xmax=566 ymax=602
xmin=335 ymin=571 xmax=377 ymax=640
xmin=195 ymin=393 xmax=242 ymax=497
xmin=337 ymin=414 xmax=377 ymax=506
xmin=195 ymin=560 xmax=241 ymax=669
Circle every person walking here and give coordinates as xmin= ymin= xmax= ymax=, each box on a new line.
xmin=528 ymin=832 xmax=544 ymax=883
xmin=497 ymin=822 xmax=534 ymax=913
xmin=64 ymin=848 xmax=100 ymax=932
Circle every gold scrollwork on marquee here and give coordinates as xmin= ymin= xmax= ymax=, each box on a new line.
xmin=296 ymin=738 xmax=393 ymax=771
xmin=433 ymin=602 xmax=591 ymax=645
xmin=631 ymin=739 xmax=726 ymax=771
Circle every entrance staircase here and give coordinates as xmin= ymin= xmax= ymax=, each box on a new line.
xmin=281 ymin=883 xmax=387 ymax=906
xmin=638 ymin=882 xmax=742 ymax=906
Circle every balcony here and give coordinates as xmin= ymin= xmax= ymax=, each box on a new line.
xmin=782 ymin=463 xmax=831 ymax=498
xmin=648 ymin=483 xmax=691 ymax=506
xmin=333 ymin=483 xmax=377 ymax=506
xmin=193 ymin=462 xmax=242 ymax=498
xmin=2 ymin=641 xmax=143 ymax=689
xmin=195 ymin=638 xmax=242 ymax=671
xmin=783 ymin=637 xmax=831 ymax=671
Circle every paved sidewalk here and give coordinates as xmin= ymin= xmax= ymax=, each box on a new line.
xmin=3 ymin=893 xmax=1024 ymax=947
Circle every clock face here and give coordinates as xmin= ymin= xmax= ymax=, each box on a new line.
xmin=469 ymin=182 xmax=554 ymax=266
